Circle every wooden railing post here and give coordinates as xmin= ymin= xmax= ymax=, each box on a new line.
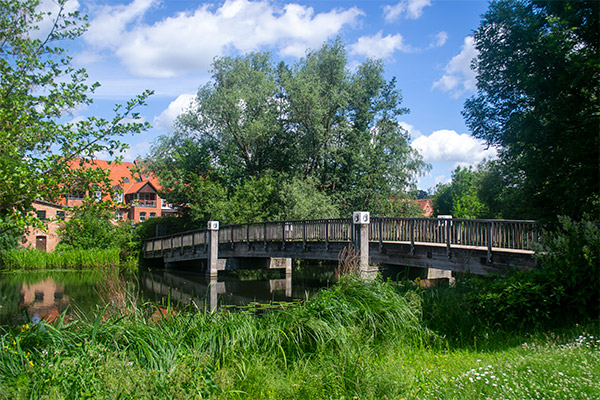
xmin=378 ymin=218 xmax=383 ymax=252
xmin=230 ymin=225 xmax=234 ymax=249
xmin=325 ymin=219 xmax=329 ymax=250
xmin=246 ymin=224 xmax=250 ymax=250
xmin=302 ymin=220 xmax=307 ymax=250
xmin=263 ymin=222 xmax=267 ymax=250
xmin=487 ymin=222 xmax=493 ymax=263
xmin=445 ymin=218 xmax=451 ymax=258
xmin=281 ymin=222 xmax=286 ymax=250
xmin=410 ymin=219 xmax=415 ymax=255
xmin=192 ymin=231 xmax=196 ymax=254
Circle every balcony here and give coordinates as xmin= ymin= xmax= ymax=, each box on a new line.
xmin=131 ymin=200 xmax=156 ymax=208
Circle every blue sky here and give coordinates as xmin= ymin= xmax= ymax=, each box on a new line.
xmin=47 ymin=0 xmax=497 ymax=192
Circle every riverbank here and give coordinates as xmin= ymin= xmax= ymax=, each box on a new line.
xmin=1 ymin=277 xmax=598 ymax=399
xmin=0 ymin=248 xmax=135 ymax=272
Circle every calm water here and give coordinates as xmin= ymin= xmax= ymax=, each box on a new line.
xmin=0 ymin=262 xmax=338 ymax=326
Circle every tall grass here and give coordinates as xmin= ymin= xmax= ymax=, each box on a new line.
xmin=0 ymin=276 xmax=598 ymax=399
xmin=0 ymin=248 xmax=120 ymax=270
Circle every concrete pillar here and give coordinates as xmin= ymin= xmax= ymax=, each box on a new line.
xmin=353 ymin=212 xmax=376 ymax=279
xmin=207 ymin=221 xmax=219 ymax=278
xmin=268 ymin=257 xmax=292 ymax=275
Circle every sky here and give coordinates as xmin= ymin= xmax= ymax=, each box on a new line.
xmin=45 ymin=0 xmax=498 ymax=192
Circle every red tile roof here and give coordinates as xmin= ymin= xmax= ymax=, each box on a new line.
xmin=69 ymin=159 xmax=162 ymax=195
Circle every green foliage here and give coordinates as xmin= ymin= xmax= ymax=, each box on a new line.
xmin=0 ymin=248 xmax=120 ymax=269
xmin=57 ymin=203 xmax=132 ymax=251
xmin=433 ymin=164 xmax=490 ymax=218
xmin=0 ymin=0 xmax=152 ymax=235
xmin=421 ymin=217 xmax=600 ymax=343
xmin=147 ymin=39 xmax=428 ymax=224
xmin=463 ymin=0 xmax=599 ymax=221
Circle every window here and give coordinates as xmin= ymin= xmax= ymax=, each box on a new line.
xmin=37 ymin=210 xmax=46 ymax=221
xmin=115 ymin=192 xmax=123 ymax=203
xmin=139 ymin=212 xmax=146 ymax=222
xmin=66 ymin=192 xmax=85 ymax=200
xmin=115 ymin=211 xmax=124 ymax=221
xmin=149 ymin=212 xmax=156 ymax=219
xmin=56 ymin=211 xmax=65 ymax=220
xmin=123 ymin=177 xmax=130 ymax=183
xmin=95 ymin=191 xmax=102 ymax=202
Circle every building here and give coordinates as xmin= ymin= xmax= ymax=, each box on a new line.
xmin=60 ymin=159 xmax=176 ymax=224
xmin=22 ymin=200 xmax=70 ymax=252
xmin=414 ymin=198 xmax=434 ymax=217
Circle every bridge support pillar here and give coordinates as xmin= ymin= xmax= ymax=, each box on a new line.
xmin=207 ymin=221 xmax=220 ymax=278
xmin=353 ymin=212 xmax=377 ymax=279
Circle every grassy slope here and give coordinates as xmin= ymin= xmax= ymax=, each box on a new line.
xmin=0 ymin=277 xmax=598 ymax=399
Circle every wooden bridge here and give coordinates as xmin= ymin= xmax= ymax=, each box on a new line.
xmin=143 ymin=213 xmax=538 ymax=277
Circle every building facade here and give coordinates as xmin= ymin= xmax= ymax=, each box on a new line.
xmin=22 ymin=200 xmax=70 ymax=252
xmin=61 ymin=159 xmax=176 ymax=224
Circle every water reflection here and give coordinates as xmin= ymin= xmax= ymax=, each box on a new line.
xmin=0 ymin=263 xmax=336 ymax=325
xmin=19 ymin=278 xmax=70 ymax=323
xmin=141 ymin=268 xmax=300 ymax=312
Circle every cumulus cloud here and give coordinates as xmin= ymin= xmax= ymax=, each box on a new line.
xmin=399 ymin=121 xmax=423 ymax=139
xmin=432 ymin=36 xmax=478 ymax=98
xmin=84 ymin=0 xmax=363 ymax=78
xmin=384 ymin=0 xmax=431 ymax=22
xmin=154 ymin=94 xmax=197 ymax=131
xmin=411 ymin=129 xmax=496 ymax=165
xmin=350 ymin=32 xmax=411 ymax=58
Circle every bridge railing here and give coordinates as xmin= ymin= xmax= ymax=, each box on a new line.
xmin=144 ymin=216 xmax=538 ymax=255
xmin=369 ymin=217 xmax=537 ymax=251
xmin=218 ymin=218 xmax=353 ymax=245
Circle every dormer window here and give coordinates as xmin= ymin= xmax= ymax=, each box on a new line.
xmin=123 ymin=177 xmax=129 ymax=183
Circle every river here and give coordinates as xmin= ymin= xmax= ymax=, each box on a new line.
xmin=0 ymin=262 xmax=338 ymax=326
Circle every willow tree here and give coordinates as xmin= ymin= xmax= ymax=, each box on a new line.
xmin=149 ymin=39 xmax=427 ymax=222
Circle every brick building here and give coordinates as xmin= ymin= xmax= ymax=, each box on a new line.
xmin=22 ymin=200 xmax=70 ymax=252
xmin=61 ymin=159 xmax=176 ymax=223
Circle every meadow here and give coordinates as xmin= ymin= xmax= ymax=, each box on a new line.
xmin=0 ymin=275 xmax=598 ymax=399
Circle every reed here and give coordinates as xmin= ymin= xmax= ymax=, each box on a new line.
xmin=1 ymin=278 xmax=598 ymax=399
xmin=0 ymin=248 xmax=120 ymax=270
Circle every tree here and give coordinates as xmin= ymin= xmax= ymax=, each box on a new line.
xmin=0 ymin=0 xmax=152 ymax=236
xmin=433 ymin=166 xmax=488 ymax=219
xmin=463 ymin=0 xmax=599 ymax=221
xmin=148 ymin=39 xmax=428 ymax=224
xmin=57 ymin=202 xmax=132 ymax=251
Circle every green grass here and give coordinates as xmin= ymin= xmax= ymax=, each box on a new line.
xmin=0 ymin=276 xmax=598 ymax=399
xmin=0 ymin=248 xmax=121 ymax=270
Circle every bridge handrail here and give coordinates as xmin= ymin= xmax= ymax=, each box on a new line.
xmin=143 ymin=216 xmax=539 ymax=253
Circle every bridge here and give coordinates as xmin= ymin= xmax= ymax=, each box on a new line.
xmin=143 ymin=213 xmax=538 ymax=278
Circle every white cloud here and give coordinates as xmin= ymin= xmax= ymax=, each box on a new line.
xmin=429 ymin=31 xmax=448 ymax=48
xmin=384 ymin=0 xmax=431 ymax=22
xmin=399 ymin=121 xmax=423 ymax=139
xmin=84 ymin=0 xmax=363 ymax=78
xmin=411 ymin=129 xmax=496 ymax=165
xmin=350 ymin=32 xmax=411 ymax=58
xmin=154 ymin=94 xmax=197 ymax=131
xmin=33 ymin=0 xmax=81 ymax=39
xmin=432 ymin=36 xmax=477 ymax=98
